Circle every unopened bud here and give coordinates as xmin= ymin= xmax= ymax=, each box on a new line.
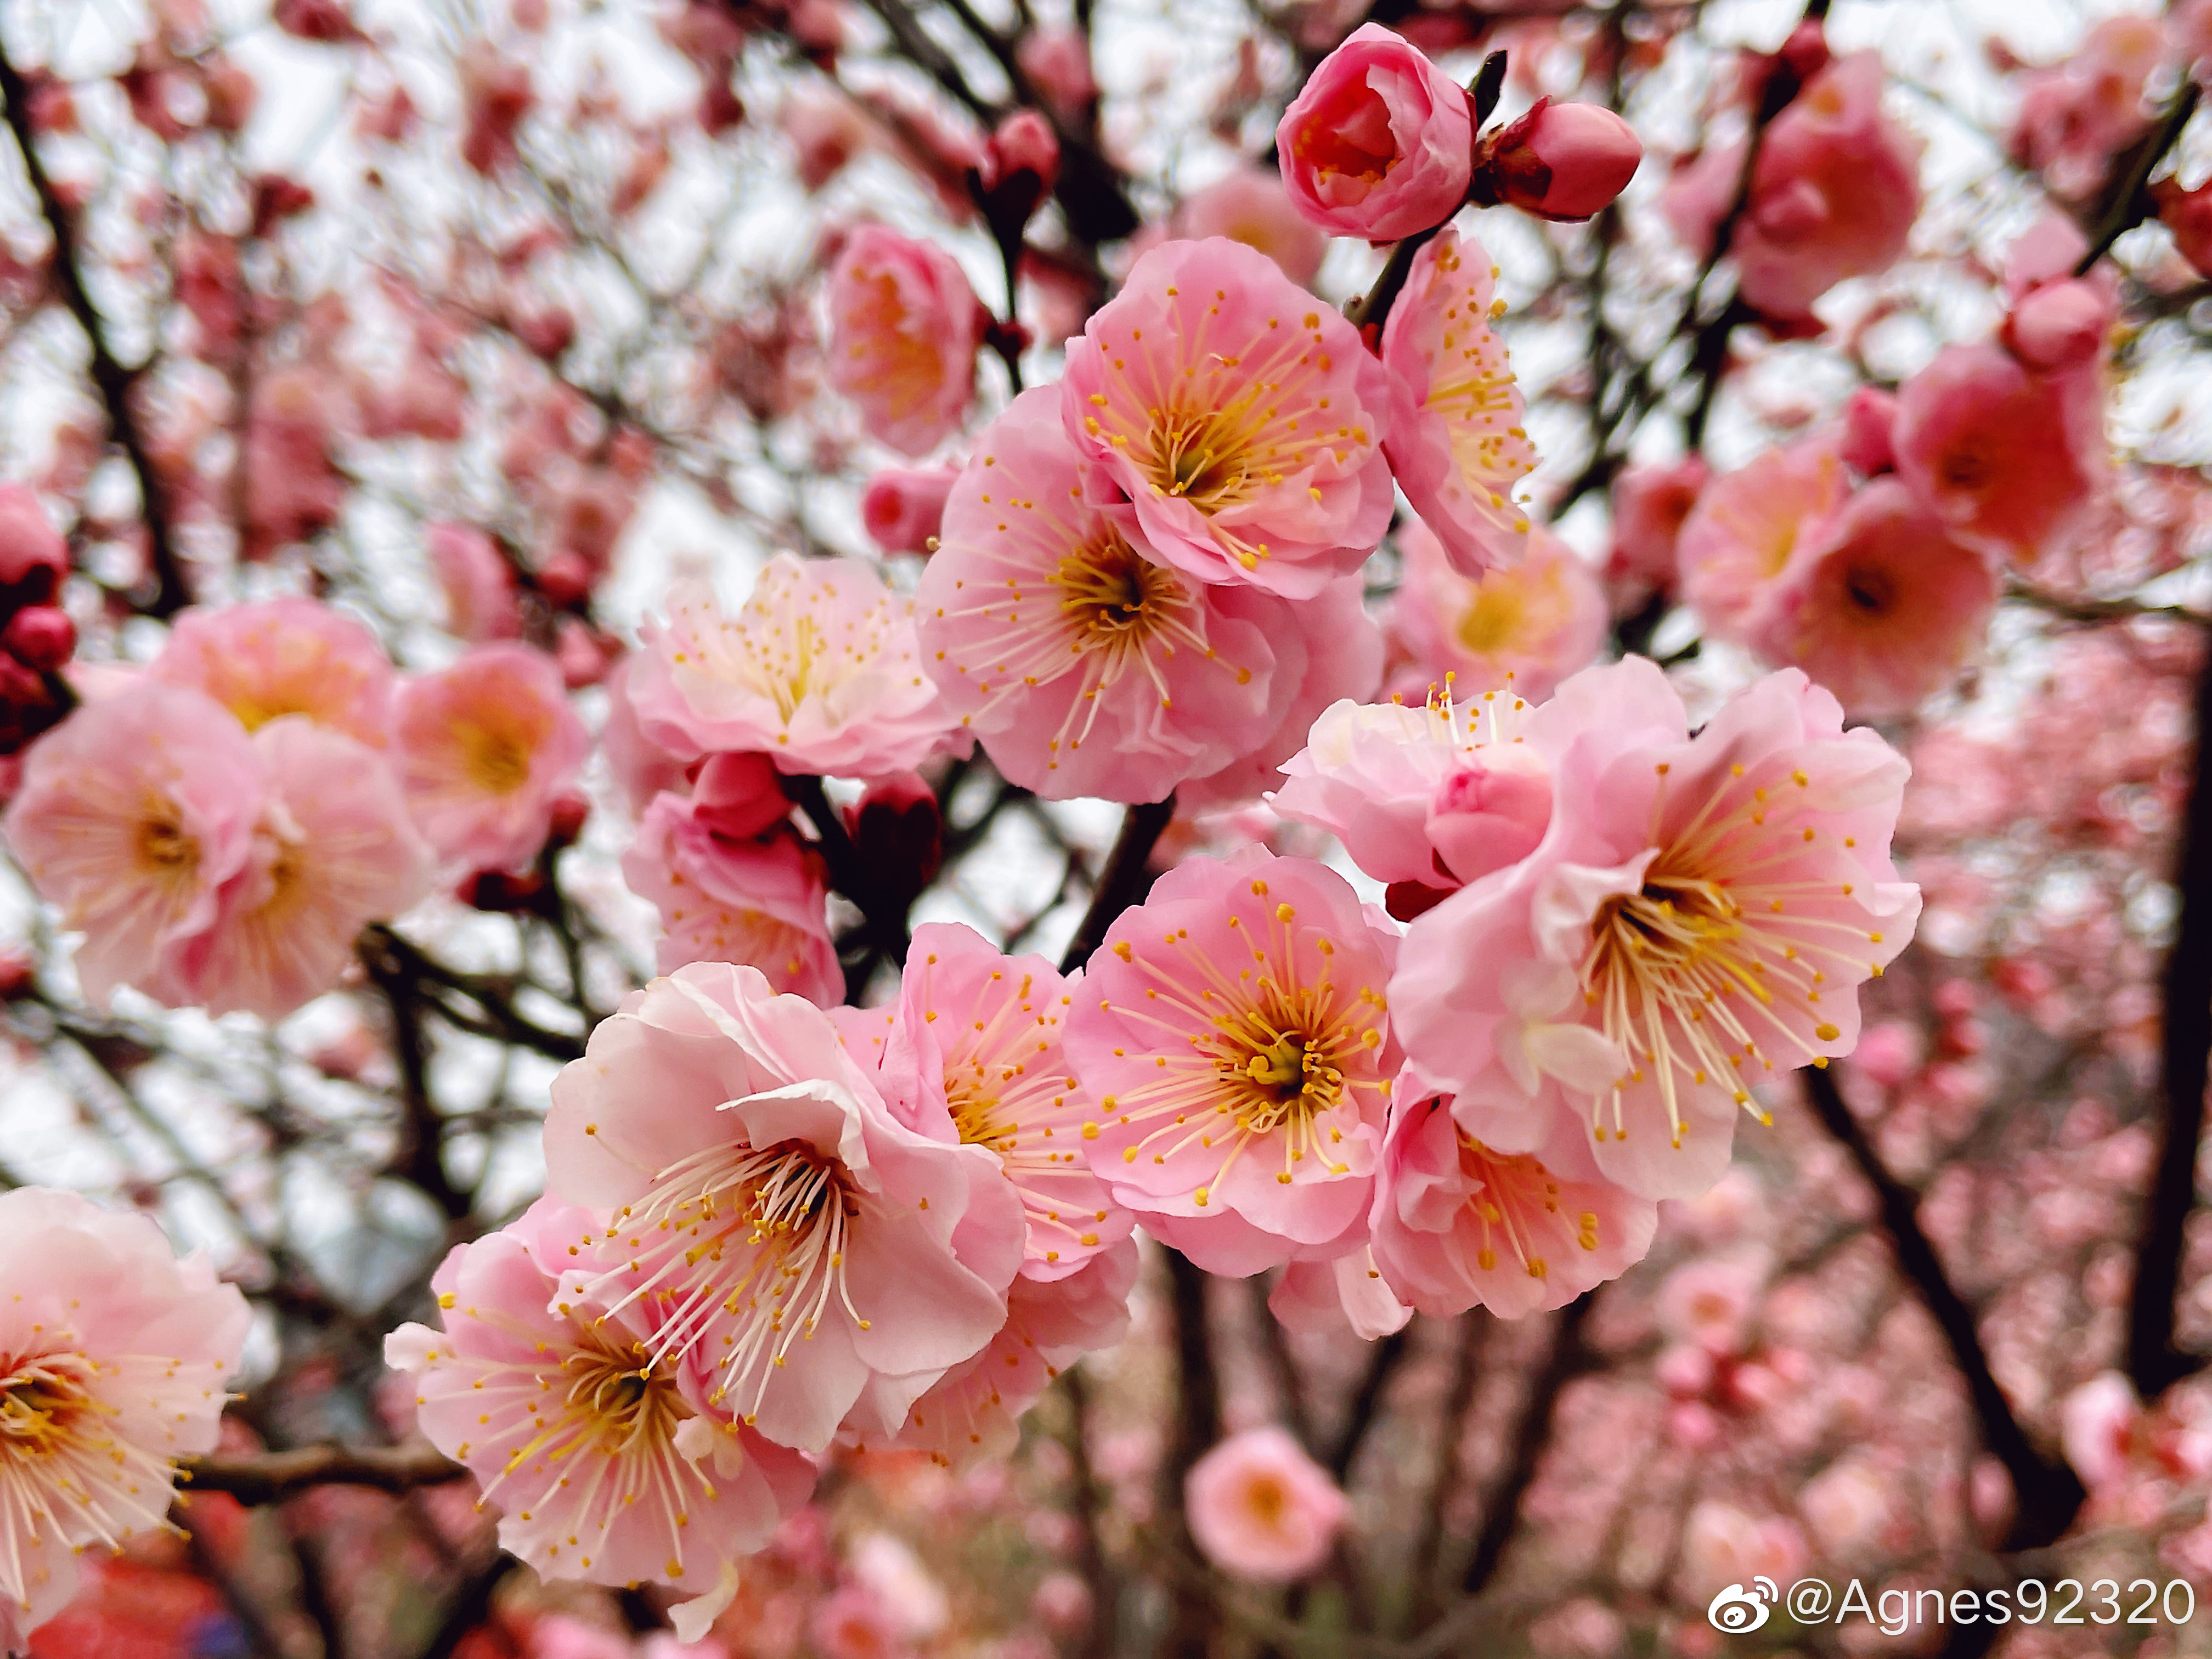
xmin=1477 ymin=99 xmax=1642 ymax=223
xmin=1 ymin=606 xmax=72 ymax=673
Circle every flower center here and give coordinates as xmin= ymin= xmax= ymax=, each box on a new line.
xmin=1457 ymin=582 xmax=1528 ymax=657
xmin=1244 ymin=1474 xmax=1290 ymax=1524
xmin=1843 ymin=565 xmax=1895 ymax=615
xmin=457 ymin=720 xmax=532 ymax=795
xmin=0 ymin=1354 xmax=93 ymax=1453
xmin=1457 ymin=1130 xmax=1596 ymax=1281
xmin=136 ymin=804 xmax=198 ymax=873
xmin=1055 ymin=534 xmax=1173 ymax=643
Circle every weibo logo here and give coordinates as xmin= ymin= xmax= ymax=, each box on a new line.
xmin=1706 ymin=1577 xmax=1780 ymax=1632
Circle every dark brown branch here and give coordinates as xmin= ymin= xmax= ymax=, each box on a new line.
xmin=1249 ymin=1276 xmax=1319 ymax=1451
xmin=1407 ymin=1313 xmax=1485 ymax=1629
xmin=786 ymin=773 xmax=914 ymax=997
xmin=2075 ymin=80 xmax=2202 ymax=278
xmin=0 ymin=37 xmax=189 ymax=616
xmin=1160 ymin=1249 xmax=1221 ymax=1659
xmin=1060 ymin=795 xmax=1176 ymax=971
xmin=1325 ymin=1325 xmax=1411 ymax=1482
xmin=182 ymin=1442 xmax=467 ymax=1505
xmin=2130 ymin=636 xmax=2212 ymax=1395
xmin=1059 ymin=1365 xmax=1120 ymax=1659
xmin=1801 ymin=1065 xmax=2086 ymax=1545
xmin=1455 ymin=1295 xmax=1591 ymax=1595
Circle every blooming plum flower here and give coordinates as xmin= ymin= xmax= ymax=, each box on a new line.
xmin=1380 ymin=230 xmax=1538 ymax=576
xmin=917 ymin=390 xmax=1288 ymax=802
xmin=1276 ymin=24 xmax=1472 ymax=241
xmin=1606 ymin=457 xmax=1709 ymax=602
xmin=1164 ymin=167 xmax=1330 ymax=289
xmin=1656 ymin=1254 xmax=1767 ymax=1357
xmin=1266 ymin=1246 xmax=1411 ymax=1340
xmin=427 ymin=522 xmax=522 ymax=642
xmin=0 ymin=1187 xmax=250 ymax=1649
xmin=628 ymin=554 xmax=960 ymax=781
xmin=385 ymin=1199 xmax=816 ymax=1640
xmin=1391 ymin=659 xmax=1920 ymax=1200
xmin=1061 ymin=237 xmax=1396 ymax=599
xmin=1677 ymin=431 xmax=1848 ymax=642
xmin=395 ymin=644 xmax=590 ymax=870
xmin=621 ymin=792 xmax=840 ymax=1004
xmin=1744 ymin=477 xmax=1999 ymax=718
xmin=151 ymin=596 xmax=397 ymax=747
xmin=827 ymin=225 xmax=983 ymax=458
xmin=2007 ymin=16 xmax=2165 ymax=200
xmin=542 ymin=963 xmax=1025 ymax=1453
xmin=1369 ymin=1092 xmax=1657 ymax=1317
xmin=1184 ymin=1426 xmax=1345 ymax=1582
xmin=1386 ymin=521 xmax=1606 ymax=703
xmin=1066 ymin=851 xmax=1398 ymax=1275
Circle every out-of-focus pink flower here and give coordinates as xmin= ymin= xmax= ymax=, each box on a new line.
xmin=2061 ymin=1371 xmax=2141 ymax=1492
xmin=628 ymin=554 xmax=960 ymax=780
xmin=242 ymin=368 xmax=347 ymax=556
xmin=810 ymin=1585 xmax=912 ymax=1659
xmin=1061 ymin=237 xmax=1395 ymax=600
xmin=1380 ymin=229 xmax=1537 ymax=575
xmin=917 ymin=390 xmax=1288 ymax=802
xmin=782 ymin=90 xmax=874 ymax=191
xmin=1067 ymin=851 xmax=1397 ymax=1275
xmin=151 ymin=596 xmax=397 ymax=747
xmin=1387 ymin=521 xmax=1606 ymax=704
xmin=827 ymin=225 xmax=983 ymax=457
xmin=526 ymin=1616 xmax=632 ymax=1659
xmin=1837 ymin=387 xmax=1897 ymax=477
xmin=1606 ymin=457 xmax=1708 ymax=600
xmin=0 ymin=485 xmax=66 ymax=595
xmin=4 ymin=681 xmax=266 ymax=1008
xmin=272 ymin=0 xmax=363 ymax=42
xmin=620 ymin=792 xmax=840 ymax=1003
xmin=386 ymin=1200 xmax=816 ymax=1640
xmin=1657 ymin=1255 xmax=1766 ymax=1357
xmin=1371 ymin=1092 xmax=1657 ymax=1317
xmin=1391 ymin=659 xmax=1920 ymax=1200
xmin=459 ymin=40 xmax=534 ymax=174
xmin=1016 ymin=26 xmax=1096 ymax=122
xmin=1677 ymin=430 xmax=1848 ymax=642
xmin=0 ymin=1187 xmax=251 ymax=1651
xmin=1185 ymin=1426 xmax=1346 ymax=1583
xmin=1892 ymin=341 xmax=2106 ymax=563
xmin=2005 ymin=277 xmax=2111 ymax=373
xmin=2154 ymin=176 xmax=2212 ymax=278
xmin=2007 ymin=16 xmax=2165 ymax=200
xmin=1164 ymin=167 xmax=1330 ymax=289
xmin=394 ymin=643 xmax=590 ymax=870
xmin=1276 ymin=24 xmax=1472 ymax=240
xmin=1851 ymin=1019 xmax=1921 ymax=1088
xmin=541 ymin=962 xmax=1025 ymax=1454
xmin=603 ymin=657 xmax=698 ymax=814
xmin=980 ymin=109 xmax=1060 ymax=206
xmin=1272 ymin=692 xmax=1551 ymax=890
xmin=1745 ymin=477 xmax=1997 ymax=718
xmin=426 ymin=523 xmax=522 ymax=642
xmin=861 ymin=464 xmax=959 ymax=555
xmin=1479 ymin=99 xmax=1642 ymax=221
xmin=1662 ymin=52 xmax=1921 ymax=321
xmin=1679 ymin=1502 xmax=1810 ymax=1598
xmin=172 ymin=718 xmax=430 ymax=1020
xmin=173 ymin=229 xmax=242 ymax=352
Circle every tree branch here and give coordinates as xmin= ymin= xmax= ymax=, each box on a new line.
xmin=1060 ymin=795 xmax=1175 ymax=972
xmin=182 ymin=1443 xmax=467 ymax=1506
xmin=1456 ymin=1295 xmax=1591 ymax=1595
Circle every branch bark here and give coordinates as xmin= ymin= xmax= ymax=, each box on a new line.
xmin=1456 ymin=1294 xmax=1591 ymax=1595
xmin=1060 ymin=795 xmax=1175 ymax=972
xmin=182 ymin=1442 xmax=467 ymax=1506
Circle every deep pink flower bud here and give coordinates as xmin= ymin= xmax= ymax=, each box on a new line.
xmin=1839 ymin=386 xmax=1899 ymax=476
xmin=545 ymin=790 xmax=590 ymax=848
xmin=691 ymin=750 xmax=791 ymax=840
xmin=983 ymin=109 xmax=1060 ymax=199
xmin=3 ymin=606 xmax=74 ymax=673
xmin=2004 ymin=279 xmax=2109 ymax=372
xmin=1276 ymin=23 xmax=1472 ymax=240
xmin=861 ymin=465 xmax=958 ymax=555
xmin=2154 ymin=177 xmax=2212 ymax=279
xmin=1483 ymin=100 xmax=1642 ymax=222
xmin=535 ymin=549 xmax=594 ymax=608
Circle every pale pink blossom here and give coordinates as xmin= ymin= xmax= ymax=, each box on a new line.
xmin=1184 ymin=1426 xmax=1346 ymax=1583
xmin=427 ymin=523 xmax=522 ymax=642
xmin=1067 ymin=851 xmax=1398 ymax=1275
xmin=602 ymin=656 xmax=698 ymax=815
xmin=861 ymin=465 xmax=959 ymax=555
xmin=395 ymin=644 xmax=590 ymax=870
xmin=2007 ymin=16 xmax=2165 ymax=200
xmin=621 ymin=792 xmax=840 ymax=1003
xmin=1017 ymin=26 xmax=1097 ymax=122
xmin=628 ymin=555 xmax=959 ymax=781
xmin=2060 ymin=1371 xmax=2140 ymax=1492
xmin=1799 ymin=1458 xmax=1894 ymax=1556
xmin=1380 ymin=229 xmax=1538 ymax=575
xmin=385 ymin=1200 xmax=816 ymax=1638
xmin=917 ymin=390 xmax=1289 ymax=802
xmin=151 ymin=596 xmax=397 ymax=747
xmin=1678 ymin=1502 xmax=1810 ymax=1599
xmin=1271 ymin=691 xmax=1551 ymax=890
xmin=0 ymin=1186 xmax=250 ymax=1649
xmin=541 ymin=963 xmax=1025 ymax=1453
xmin=827 ymin=225 xmax=983 ymax=457
xmin=1369 ymin=1092 xmax=1657 ymax=1318
xmin=1479 ymin=99 xmax=1642 ymax=221
xmin=1163 ymin=167 xmax=1330 ymax=290
xmin=1390 ymin=659 xmax=1920 ymax=1200
xmin=1661 ymin=52 xmax=1921 ymax=321
xmin=1276 ymin=24 xmax=1472 ymax=241
xmin=1387 ymin=521 xmax=1606 ymax=704
xmin=1677 ymin=431 xmax=1848 ymax=642
xmin=1656 ymin=1255 xmax=1767 ymax=1356
xmin=811 ymin=1585 xmax=912 ymax=1659
xmin=781 ymin=90 xmax=873 ymax=191
xmin=1606 ymin=457 xmax=1708 ymax=600
xmin=1744 ymin=477 xmax=1999 ymax=718
xmin=1060 ymin=237 xmax=1396 ymax=600
xmin=459 ymin=39 xmax=534 ymax=175
xmin=4 ymin=680 xmax=266 ymax=1008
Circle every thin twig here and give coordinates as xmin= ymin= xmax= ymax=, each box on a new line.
xmin=1060 ymin=796 xmax=1176 ymax=972
xmin=182 ymin=1442 xmax=467 ymax=1505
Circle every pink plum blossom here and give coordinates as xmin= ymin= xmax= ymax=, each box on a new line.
xmin=427 ymin=522 xmax=522 ymax=642
xmin=2007 ymin=16 xmax=2165 ymax=200
xmin=1017 ymin=26 xmax=1097 ymax=122
xmin=395 ymin=643 xmax=590 ymax=870
xmin=151 ymin=596 xmax=397 ymax=747
xmin=620 ymin=792 xmax=841 ymax=1003
xmin=1380 ymin=229 xmax=1538 ymax=575
xmin=2060 ymin=1370 xmax=2140 ymax=1492
xmin=1275 ymin=24 xmax=1472 ymax=241
xmin=827 ymin=225 xmax=983 ymax=457
xmin=781 ymin=90 xmax=873 ymax=191
xmin=1744 ymin=477 xmax=1999 ymax=718
xmin=1369 ymin=1092 xmax=1657 ymax=1318
xmin=1677 ymin=430 xmax=1848 ymax=643
xmin=917 ymin=389 xmax=1290 ymax=802
xmin=1386 ymin=521 xmax=1606 ymax=704
xmin=628 ymin=554 xmax=960 ymax=780
xmin=602 ymin=655 xmax=698 ymax=815
xmin=1390 ymin=658 xmax=1920 ymax=1200
xmin=385 ymin=1199 xmax=816 ymax=1640
xmin=1266 ymin=1246 xmax=1411 ymax=1340
xmin=1066 ymin=851 xmax=1398 ymax=1275
xmin=1662 ymin=51 xmax=1921 ymax=321
xmin=542 ymin=962 xmax=1025 ymax=1453
xmin=1184 ymin=1426 xmax=1346 ymax=1583
xmin=4 ymin=680 xmax=266 ymax=1008
xmin=861 ymin=465 xmax=960 ymax=555
xmin=0 ymin=1186 xmax=250 ymax=1649
xmin=1606 ymin=457 xmax=1709 ymax=601
xmin=1163 ymin=167 xmax=1330 ymax=289
xmin=1679 ymin=1502 xmax=1810 ymax=1599
xmin=1656 ymin=1255 xmax=1767 ymax=1357
xmin=1060 ymin=237 xmax=1396 ymax=600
